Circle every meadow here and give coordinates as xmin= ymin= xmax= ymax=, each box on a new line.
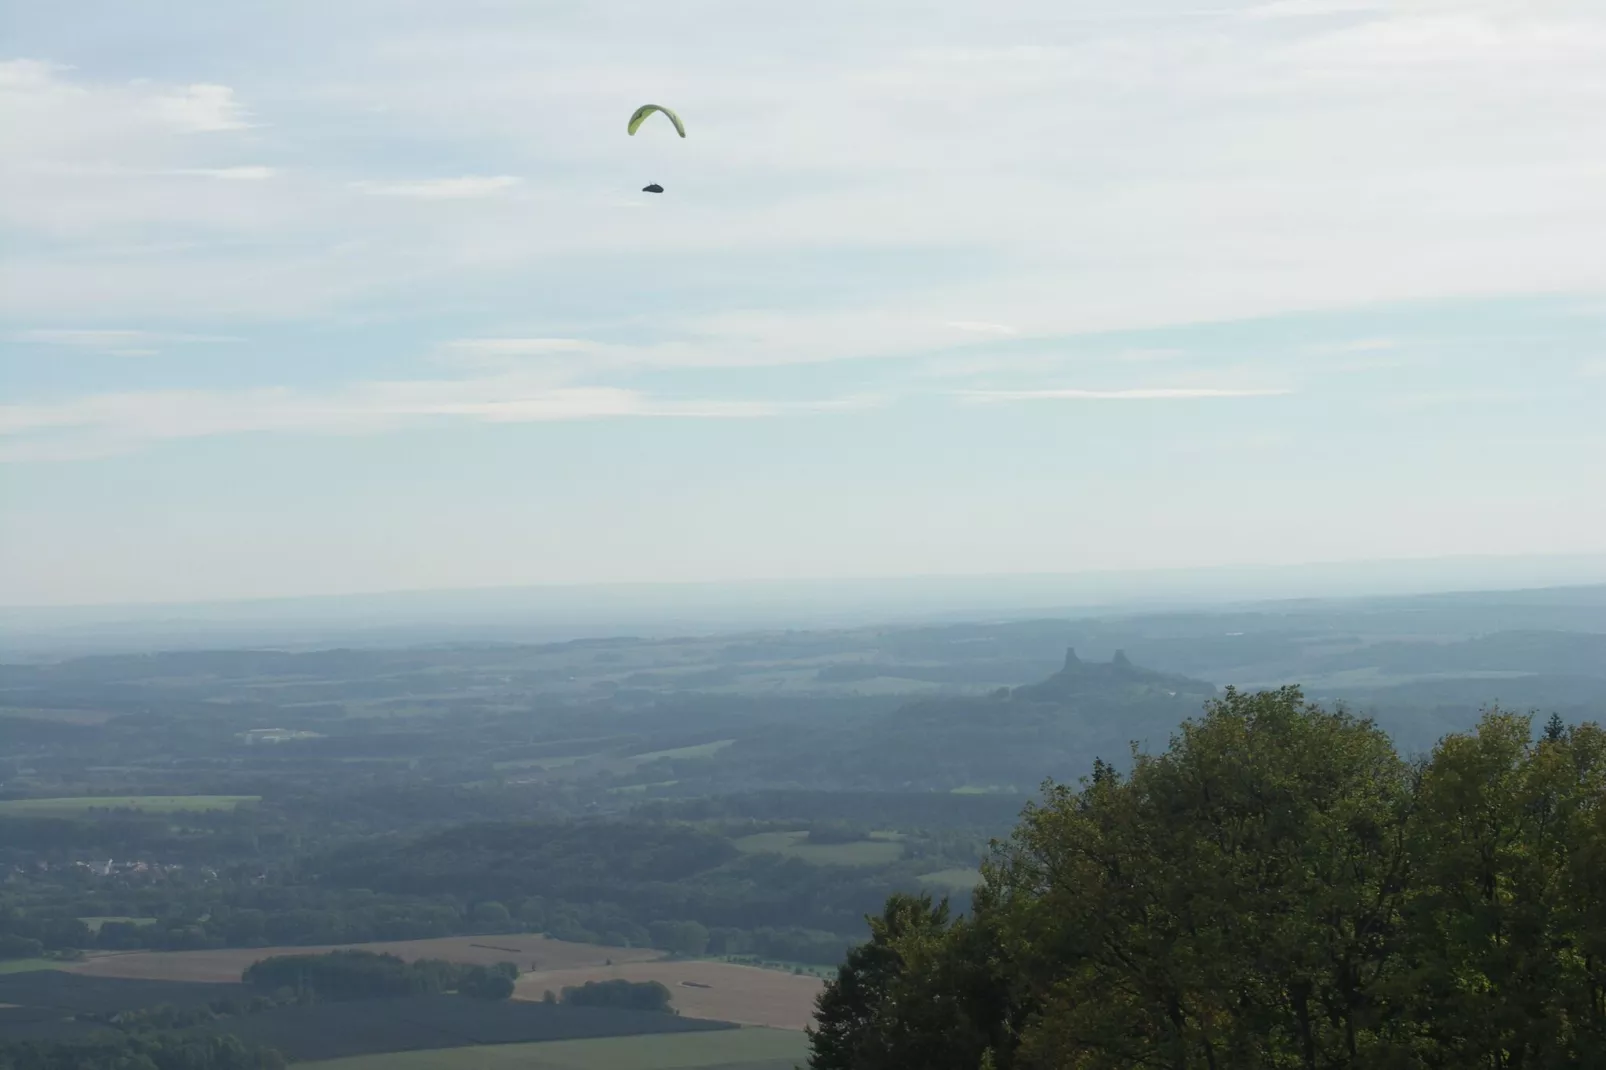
xmin=199 ymin=996 xmax=731 ymax=1062
xmin=731 ymin=830 xmax=903 ymax=867
xmin=0 ymin=959 xmax=65 ymax=976
xmin=79 ymin=916 xmax=157 ymax=932
xmin=627 ymin=740 xmax=735 ymax=763
xmin=305 ymin=1026 xmax=809 ymax=1070
xmin=916 ymin=867 xmax=983 ymax=892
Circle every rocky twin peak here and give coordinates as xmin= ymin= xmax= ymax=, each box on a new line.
xmin=1063 ymin=646 xmax=1132 ymax=671
xmin=1016 ymin=647 xmax=1212 ymax=703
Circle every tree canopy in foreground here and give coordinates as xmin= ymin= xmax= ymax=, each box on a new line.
xmin=810 ymin=687 xmax=1606 ymax=1070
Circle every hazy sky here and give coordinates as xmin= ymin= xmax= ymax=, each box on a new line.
xmin=3 ymin=0 xmax=1604 ymax=606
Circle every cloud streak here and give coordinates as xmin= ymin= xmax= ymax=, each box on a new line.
xmin=165 ymin=166 xmax=275 ymax=180
xmin=351 ymin=176 xmax=522 ymax=199
xmin=444 ymin=338 xmax=602 ymax=358
xmin=956 ymin=386 xmax=1295 ymax=403
xmin=0 ymin=374 xmax=884 ymax=462
xmin=151 ymin=84 xmax=252 ymax=132
xmin=12 ymin=329 xmax=238 ymax=355
xmin=1244 ymin=0 xmax=1385 ymax=20
xmin=945 ymin=321 xmax=1017 ymax=336
xmin=1310 ymin=338 xmax=1398 ymax=354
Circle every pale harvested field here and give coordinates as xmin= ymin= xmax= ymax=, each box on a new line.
xmin=67 ymin=935 xmax=662 ymax=984
xmin=515 ymin=960 xmax=824 ymax=1032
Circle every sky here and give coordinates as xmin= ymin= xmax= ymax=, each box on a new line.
xmin=2 ymin=0 xmax=1604 ymax=608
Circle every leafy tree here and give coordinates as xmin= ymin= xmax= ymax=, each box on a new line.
xmin=809 ymin=689 xmax=1606 ymax=1069
xmin=809 ymin=893 xmax=1003 ymax=1070
xmin=560 ymin=978 xmax=674 ymax=1012
xmin=0 ymin=934 xmax=43 ymax=960
xmin=470 ymin=900 xmax=512 ymax=929
xmin=964 ymin=687 xmax=1418 ymax=1069
xmin=649 ymin=919 xmax=710 ymax=956
xmin=1397 ymin=712 xmax=1606 ymax=1066
xmin=458 ymin=962 xmax=518 ymax=1000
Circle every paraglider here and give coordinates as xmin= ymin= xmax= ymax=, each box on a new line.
xmin=629 ymin=104 xmax=683 ymax=194
xmin=627 ymin=104 xmax=685 ymax=138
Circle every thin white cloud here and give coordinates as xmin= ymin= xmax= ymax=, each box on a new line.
xmin=1116 ymin=348 xmax=1188 ymax=362
xmin=1282 ymin=12 xmax=1606 ymax=78
xmin=956 ymin=386 xmax=1294 ymax=403
xmin=0 ymin=374 xmax=879 ymax=462
xmin=0 ymin=58 xmax=69 ymax=89
xmin=1 ymin=62 xmax=281 ymax=241
xmin=445 ymin=338 xmax=601 ymax=356
xmin=442 ymin=312 xmax=1044 ymax=373
xmin=152 ymin=84 xmax=252 ymax=132
xmin=351 ymin=176 xmax=522 ymax=199
xmin=789 ymin=393 xmax=890 ymax=413
xmin=945 ymin=321 xmax=1017 ymax=335
xmin=1311 ymin=337 xmax=1398 ymax=353
xmin=17 ymin=329 xmax=155 ymax=348
xmin=1578 ymin=359 xmax=1605 ymax=377
xmin=439 ymin=337 xmax=604 ymax=375
xmin=13 ymin=329 xmax=236 ymax=355
xmin=165 ymin=166 xmax=276 ymax=180
xmin=1245 ymin=0 xmax=1386 ymax=20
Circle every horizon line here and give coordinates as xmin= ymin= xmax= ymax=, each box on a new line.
xmin=4 ymin=550 xmax=1605 ymax=616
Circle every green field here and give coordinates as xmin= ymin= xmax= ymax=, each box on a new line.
xmin=493 ymin=755 xmax=593 ymax=771
xmin=731 ymin=830 xmax=903 ymax=866
xmin=0 ymin=795 xmax=259 ymax=816
xmin=0 ymin=959 xmax=66 ymax=975
xmin=918 ymin=868 xmax=983 ymax=892
xmin=0 ymin=706 xmax=116 ymax=725
xmin=629 ymin=740 xmax=735 ymax=763
xmin=609 ymin=780 xmax=680 ymax=795
xmin=306 ymin=1026 xmax=808 ymax=1070
xmin=79 ymin=916 xmax=158 ymax=932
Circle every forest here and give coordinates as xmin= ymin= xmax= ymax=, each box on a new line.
xmin=3 ymin=585 xmax=1606 ymax=1065
xmin=810 ymin=689 xmax=1606 ymax=1069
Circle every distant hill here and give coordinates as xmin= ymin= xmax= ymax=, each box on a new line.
xmin=1306 ymin=630 xmax=1606 ymax=679
xmin=849 ymin=650 xmax=1218 ymax=791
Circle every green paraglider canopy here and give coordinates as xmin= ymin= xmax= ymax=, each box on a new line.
xmin=627 ymin=104 xmax=686 ymax=138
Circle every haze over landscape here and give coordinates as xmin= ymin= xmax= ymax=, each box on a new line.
xmin=3 ymin=2 xmax=1606 ymax=1069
